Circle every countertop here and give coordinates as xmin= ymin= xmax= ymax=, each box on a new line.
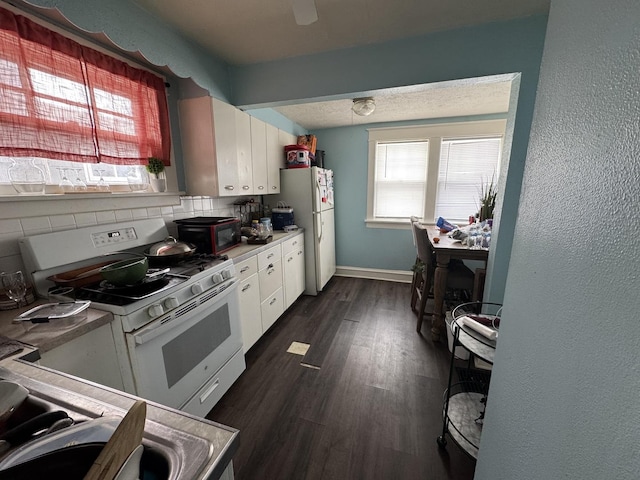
xmin=0 ymin=302 xmax=113 ymax=354
xmin=226 ymin=229 xmax=303 ymax=264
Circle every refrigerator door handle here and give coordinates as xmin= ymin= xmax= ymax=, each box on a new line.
xmin=316 ymin=210 xmax=323 ymax=242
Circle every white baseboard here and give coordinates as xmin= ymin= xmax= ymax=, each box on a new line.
xmin=335 ymin=266 xmax=413 ymax=284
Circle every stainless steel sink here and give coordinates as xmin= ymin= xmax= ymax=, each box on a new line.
xmin=0 ymin=367 xmax=214 ymax=480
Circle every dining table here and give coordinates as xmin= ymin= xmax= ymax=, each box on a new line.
xmin=426 ymin=227 xmax=489 ymax=342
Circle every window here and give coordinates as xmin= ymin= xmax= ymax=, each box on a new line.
xmin=366 ymin=120 xmax=505 ymax=227
xmin=0 ymin=6 xmax=170 ymax=189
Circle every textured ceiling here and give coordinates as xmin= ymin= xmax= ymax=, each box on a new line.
xmin=273 ymin=75 xmax=515 ymax=130
xmin=132 ymin=0 xmax=550 ymax=66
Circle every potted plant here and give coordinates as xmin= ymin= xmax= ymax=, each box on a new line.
xmin=146 ymin=157 xmax=166 ymax=192
xmin=478 ymin=177 xmax=497 ymax=222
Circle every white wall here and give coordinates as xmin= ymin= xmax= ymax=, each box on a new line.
xmin=475 ymin=0 xmax=640 ymax=478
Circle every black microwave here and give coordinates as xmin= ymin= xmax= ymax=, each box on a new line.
xmin=174 ymin=217 xmax=241 ymax=255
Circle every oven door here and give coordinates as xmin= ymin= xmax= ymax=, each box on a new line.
xmin=126 ymin=282 xmax=242 ymax=410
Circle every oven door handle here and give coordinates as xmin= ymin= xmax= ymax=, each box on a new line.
xmin=134 ymin=320 xmax=171 ymax=345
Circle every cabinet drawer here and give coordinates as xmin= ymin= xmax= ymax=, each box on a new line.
xmin=260 ymin=287 xmax=284 ymax=332
xmin=259 ymin=259 xmax=282 ymax=301
xmin=282 ymin=233 xmax=304 ymax=255
xmin=235 ymin=256 xmax=258 ymax=281
xmin=257 ymin=244 xmax=282 ymax=270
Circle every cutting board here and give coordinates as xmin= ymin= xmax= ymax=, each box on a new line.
xmin=83 ymin=400 xmax=146 ymax=480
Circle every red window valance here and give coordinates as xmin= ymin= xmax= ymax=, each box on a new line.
xmin=0 ymin=7 xmax=171 ymax=165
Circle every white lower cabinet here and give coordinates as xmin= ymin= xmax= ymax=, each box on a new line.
xmin=236 ymin=240 xmax=303 ymax=353
xmin=258 ymin=245 xmax=284 ymax=331
xmin=236 ymin=256 xmax=261 ymax=353
xmin=282 ymin=233 xmax=305 ymax=309
xmin=260 ymin=287 xmax=284 ymax=332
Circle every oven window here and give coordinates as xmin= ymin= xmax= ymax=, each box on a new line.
xmin=216 ymin=226 xmax=235 ymax=248
xmin=162 ymin=304 xmax=231 ymax=388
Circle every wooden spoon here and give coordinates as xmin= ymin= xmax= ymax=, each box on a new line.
xmin=83 ymin=400 xmax=146 ymax=480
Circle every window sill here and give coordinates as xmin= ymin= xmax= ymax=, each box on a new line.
xmin=365 ymin=218 xmax=434 ymax=229
xmin=1 ymin=190 xmax=184 ymax=220
xmin=0 ymin=191 xmax=183 ymax=202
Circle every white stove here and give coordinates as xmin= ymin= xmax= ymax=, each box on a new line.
xmin=19 ymin=218 xmax=245 ymax=418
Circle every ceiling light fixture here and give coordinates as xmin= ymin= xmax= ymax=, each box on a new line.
xmin=352 ymin=97 xmax=376 ymax=116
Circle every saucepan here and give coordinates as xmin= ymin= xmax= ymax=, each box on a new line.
xmin=143 ymin=236 xmax=197 ymax=265
xmin=99 ymin=255 xmax=149 ymax=286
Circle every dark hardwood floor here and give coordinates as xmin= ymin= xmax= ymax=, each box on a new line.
xmin=207 ymin=276 xmax=477 ymax=480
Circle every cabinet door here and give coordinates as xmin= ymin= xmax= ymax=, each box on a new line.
xmin=178 ymin=97 xmax=219 ymax=196
xmin=251 ymin=116 xmax=268 ymax=194
xmin=265 ymin=123 xmax=282 ymax=194
xmin=236 ymin=109 xmax=253 ymax=194
xmin=212 ymin=98 xmax=240 ymax=196
xmin=283 ymin=238 xmax=305 ymax=309
xmin=259 ymin=258 xmax=283 ymax=301
xmin=261 ymin=287 xmax=284 ymax=332
xmin=238 ymin=274 xmax=262 ymax=353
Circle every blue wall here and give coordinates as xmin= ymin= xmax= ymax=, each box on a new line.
xmin=231 ymin=15 xmax=548 ymax=302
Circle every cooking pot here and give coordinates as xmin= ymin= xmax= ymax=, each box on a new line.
xmin=99 ymin=256 xmax=148 ymax=286
xmin=143 ymin=237 xmax=196 ymax=264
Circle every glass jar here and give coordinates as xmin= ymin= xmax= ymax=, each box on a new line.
xmin=8 ymin=159 xmax=46 ymax=194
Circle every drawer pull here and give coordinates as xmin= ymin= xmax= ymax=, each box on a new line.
xmin=242 ymin=284 xmax=251 ymax=292
xmin=270 ymin=298 xmax=277 ymax=305
xmin=267 ymin=253 xmax=274 ymax=259
xmin=288 ymin=257 xmax=293 ymax=262
xmin=242 ymin=185 xmax=250 ymax=190
xmin=258 ymin=185 xmax=265 ymax=190
xmin=240 ymin=266 xmax=250 ymax=273
xmin=199 ymin=379 xmax=220 ymax=404
xmin=224 ymin=185 xmax=234 ymax=190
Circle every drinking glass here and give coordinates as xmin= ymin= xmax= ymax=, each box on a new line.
xmin=57 ymin=168 xmax=74 ymax=192
xmin=1 ymin=271 xmax=27 ymax=308
xmin=95 ymin=168 xmax=109 ymax=192
xmin=72 ymin=168 xmax=87 ymax=191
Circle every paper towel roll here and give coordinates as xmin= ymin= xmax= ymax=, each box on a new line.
xmin=458 ymin=315 xmax=498 ymax=341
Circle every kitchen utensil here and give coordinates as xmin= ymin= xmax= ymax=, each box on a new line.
xmin=114 ymin=444 xmax=143 ymax=480
xmin=83 ymin=400 xmax=146 ymax=480
xmin=47 ymin=261 xmax=119 ymax=289
xmin=99 ymin=257 xmax=149 ymax=286
xmin=0 ymin=410 xmax=69 ymax=454
xmin=0 ymin=416 xmax=121 ymax=468
xmin=0 ymin=443 xmax=105 ymax=479
xmin=144 ymin=236 xmax=196 ymax=263
xmin=13 ymin=301 xmax=91 ymax=324
xmin=0 ymin=382 xmax=28 ymax=426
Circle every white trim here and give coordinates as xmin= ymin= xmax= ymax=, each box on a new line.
xmin=335 ymin=266 xmax=413 ymax=283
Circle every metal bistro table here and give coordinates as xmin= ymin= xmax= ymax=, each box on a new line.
xmin=426 ymin=227 xmax=489 ymax=342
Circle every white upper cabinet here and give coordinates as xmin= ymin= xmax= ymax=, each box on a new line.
xmin=250 ymin=116 xmax=269 ymax=194
xmin=265 ymin=122 xmax=282 ymax=194
xmin=236 ymin=108 xmax=253 ymax=194
xmin=179 ymin=96 xmax=292 ymax=197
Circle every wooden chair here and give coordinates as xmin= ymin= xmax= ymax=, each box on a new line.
xmin=409 ymin=216 xmax=421 ymax=312
xmin=411 ymin=221 xmax=475 ymax=333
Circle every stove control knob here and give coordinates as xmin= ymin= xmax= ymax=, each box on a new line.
xmin=164 ymin=297 xmax=179 ymax=309
xmin=221 ymin=269 xmax=232 ymax=280
xmin=148 ymin=304 xmax=164 ymax=318
xmin=212 ymin=272 xmax=223 ymax=284
xmin=191 ymin=283 xmax=203 ymax=295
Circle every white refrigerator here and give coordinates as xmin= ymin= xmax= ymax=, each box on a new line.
xmin=273 ymin=167 xmax=336 ymax=295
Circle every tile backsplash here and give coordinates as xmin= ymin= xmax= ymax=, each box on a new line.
xmin=0 ymin=195 xmax=242 ymax=274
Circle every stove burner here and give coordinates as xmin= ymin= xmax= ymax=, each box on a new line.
xmin=77 ymin=274 xmax=188 ymax=305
